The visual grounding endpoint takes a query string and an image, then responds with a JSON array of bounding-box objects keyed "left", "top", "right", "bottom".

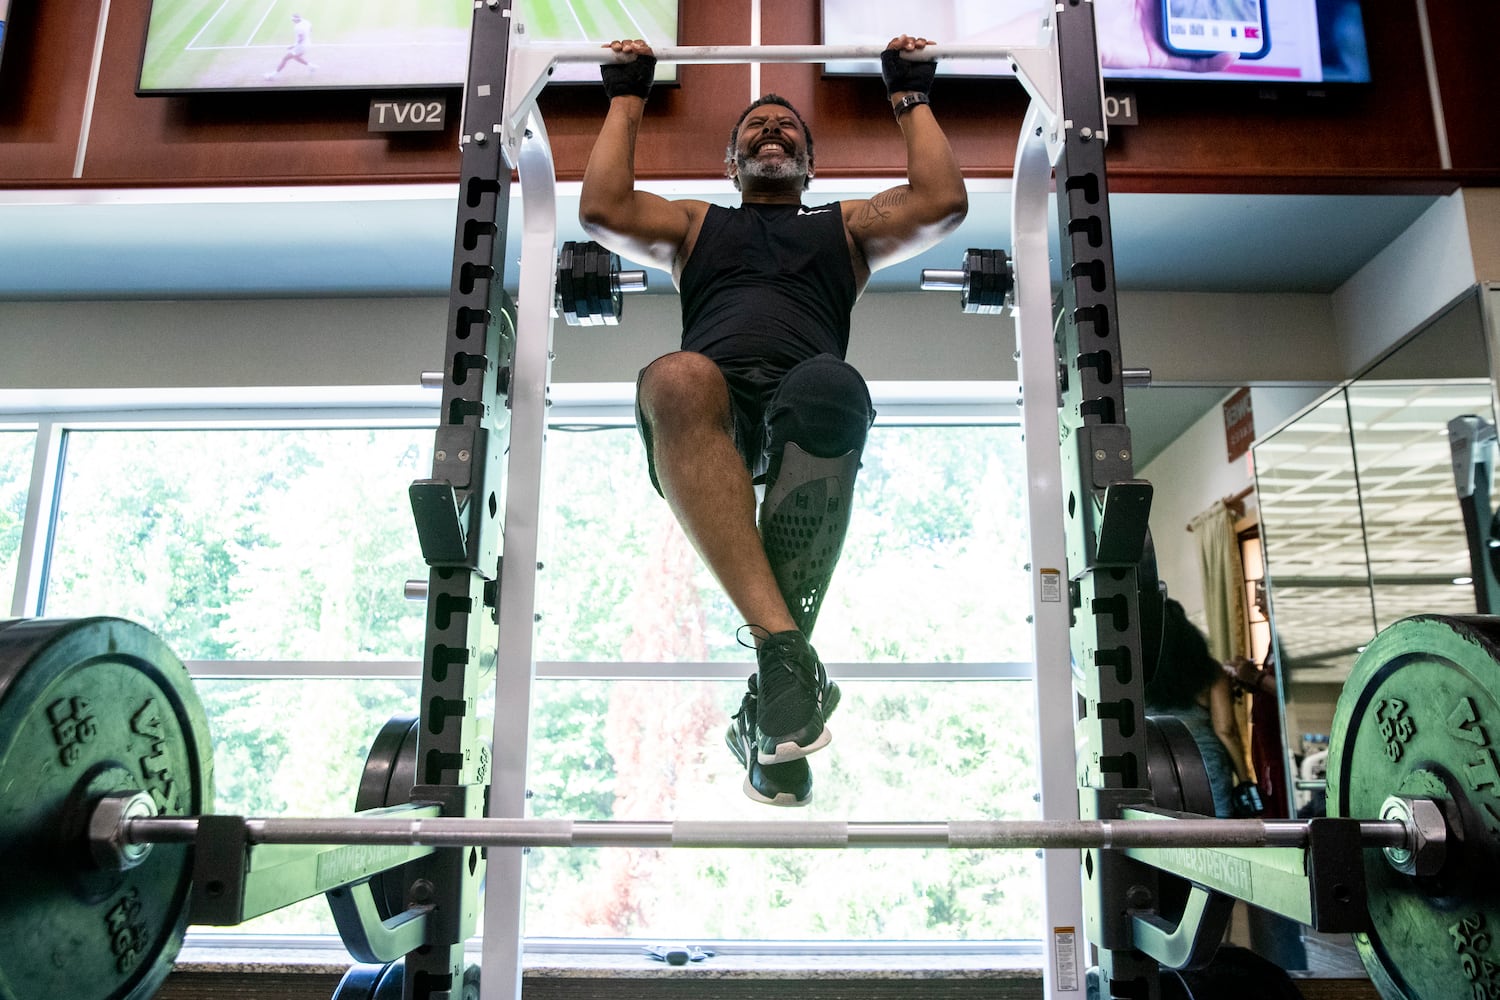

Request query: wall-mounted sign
[
  {"left": 1224, "top": 387, "right": 1255, "bottom": 462},
  {"left": 369, "top": 97, "right": 447, "bottom": 133}
]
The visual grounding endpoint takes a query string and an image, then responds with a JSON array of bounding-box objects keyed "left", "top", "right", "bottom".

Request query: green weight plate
[
  {"left": 0, "top": 618, "right": 212, "bottom": 1000},
  {"left": 1327, "top": 614, "right": 1500, "bottom": 1000}
]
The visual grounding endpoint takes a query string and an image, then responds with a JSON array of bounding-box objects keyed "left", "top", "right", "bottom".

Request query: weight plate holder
[
  {"left": 1328, "top": 614, "right": 1500, "bottom": 1000},
  {"left": 0, "top": 617, "right": 212, "bottom": 1000}
]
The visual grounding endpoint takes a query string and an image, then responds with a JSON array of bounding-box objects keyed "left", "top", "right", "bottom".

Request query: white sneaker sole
[
  {"left": 757, "top": 725, "right": 831, "bottom": 765},
  {"left": 741, "top": 775, "right": 811, "bottom": 807}
]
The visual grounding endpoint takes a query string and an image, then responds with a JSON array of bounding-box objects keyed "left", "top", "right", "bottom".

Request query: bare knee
[{"left": 638, "top": 352, "right": 731, "bottom": 436}]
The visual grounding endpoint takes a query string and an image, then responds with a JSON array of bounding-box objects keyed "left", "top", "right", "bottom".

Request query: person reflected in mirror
[
  {"left": 1147, "top": 598, "right": 1263, "bottom": 818},
  {"left": 580, "top": 36, "right": 967, "bottom": 807}
]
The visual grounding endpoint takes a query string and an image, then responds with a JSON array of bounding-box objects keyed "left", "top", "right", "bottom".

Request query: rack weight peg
[
  {"left": 554, "top": 240, "right": 647, "bottom": 326},
  {"left": 920, "top": 248, "right": 1013, "bottom": 314}
]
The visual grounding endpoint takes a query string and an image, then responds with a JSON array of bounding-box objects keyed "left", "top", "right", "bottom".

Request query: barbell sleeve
[{"left": 920, "top": 269, "right": 968, "bottom": 291}]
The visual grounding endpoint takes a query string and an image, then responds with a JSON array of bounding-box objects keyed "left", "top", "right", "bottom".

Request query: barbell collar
[{"left": 118, "top": 814, "right": 1412, "bottom": 852}]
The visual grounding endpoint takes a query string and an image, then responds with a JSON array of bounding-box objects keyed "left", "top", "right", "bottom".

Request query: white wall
[
  {"left": 0, "top": 290, "right": 1343, "bottom": 394},
  {"left": 1119, "top": 292, "right": 1340, "bottom": 384},
  {"left": 1332, "top": 191, "right": 1478, "bottom": 375},
  {"left": 1142, "top": 192, "right": 1490, "bottom": 622},
  {"left": 1141, "top": 384, "right": 1329, "bottom": 620}
]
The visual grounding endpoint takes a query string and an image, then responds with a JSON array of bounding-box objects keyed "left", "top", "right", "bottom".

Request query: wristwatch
[{"left": 892, "top": 92, "right": 930, "bottom": 119}]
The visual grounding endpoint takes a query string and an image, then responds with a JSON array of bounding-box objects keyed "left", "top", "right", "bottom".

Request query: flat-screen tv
[
  {"left": 0, "top": 0, "right": 11, "bottom": 76},
  {"left": 822, "top": 0, "right": 1370, "bottom": 85},
  {"left": 136, "top": 0, "right": 679, "bottom": 95}
]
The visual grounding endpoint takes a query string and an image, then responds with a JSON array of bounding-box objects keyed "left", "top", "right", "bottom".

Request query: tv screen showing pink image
[
  {"left": 0, "top": 0, "right": 11, "bottom": 75},
  {"left": 821, "top": 0, "right": 1370, "bottom": 85}
]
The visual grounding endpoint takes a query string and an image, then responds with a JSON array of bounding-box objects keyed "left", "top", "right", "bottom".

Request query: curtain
[{"left": 1190, "top": 499, "right": 1247, "bottom": 662}]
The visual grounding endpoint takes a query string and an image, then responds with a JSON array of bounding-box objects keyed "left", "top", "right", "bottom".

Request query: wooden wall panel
[
  {"left": 758, "top": 0, "right": 1457, "bottom": 195},
  {"left": 63, "top": 0, "right": 755, "bottom": 186},
  {"left": 80, "top": 1, "right": 462, "bottom": 184},
  {"left": 0, "top": 0, "right": 102, "bottom": 181},
  {"left": 1426, "top": 3, "right": 1500, "bottom": 175},
  {"left": 0, "top": 1, "right": 1492, "bottom": 193},
  {"left": 1091, "top": 3, "right": 1445, "bottom": 192}
]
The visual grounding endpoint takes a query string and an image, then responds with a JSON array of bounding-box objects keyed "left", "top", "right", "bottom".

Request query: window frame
[{"left": 1, "top": 382, "right": 1046, "bottom": 957}]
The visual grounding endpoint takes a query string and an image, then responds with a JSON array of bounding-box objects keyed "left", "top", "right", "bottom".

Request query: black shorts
[{"left": 636, "top": 352, "right": 874, "bottom": 496}]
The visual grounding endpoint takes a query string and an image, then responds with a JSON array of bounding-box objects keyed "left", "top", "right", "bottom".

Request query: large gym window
[
  {"left": 535, "top": 423, "right": 1033, "bottom": 664},
  {"left": 521, "top": 679, "right": 1042, "bottom": 941},
  {"left": 41, "top": 425, "right": 431, "bottom": 659},
  {"left": 1, "top": 428, "right": 32, "bottom": 613},
  {"left": 5, "top": 397, "right": 1041, "bottom": 949}
]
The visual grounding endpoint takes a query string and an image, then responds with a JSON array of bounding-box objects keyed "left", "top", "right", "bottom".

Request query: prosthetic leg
[{"left": 758, "top": 441, "right": 862, "bottom": 638}]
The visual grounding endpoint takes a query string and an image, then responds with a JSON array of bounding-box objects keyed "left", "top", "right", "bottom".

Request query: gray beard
[{"left": 736, "top": 148, "right": 810, "bottom": 187}]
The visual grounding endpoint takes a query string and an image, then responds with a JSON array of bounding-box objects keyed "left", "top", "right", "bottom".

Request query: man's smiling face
[{"left": 729, "top": 106, "right": 812, "bottom": 192}]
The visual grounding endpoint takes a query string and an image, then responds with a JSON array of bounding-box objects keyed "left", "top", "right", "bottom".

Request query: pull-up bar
[
  {"left": 500, "top": 38, "right": 1065, "bottom": 152},
  {"left": 537, "top": 43, "right": 1029, "bottom": 65}
]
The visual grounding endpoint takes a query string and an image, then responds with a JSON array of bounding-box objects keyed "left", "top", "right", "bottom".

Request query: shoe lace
[
  {"left": 766, "top": 636, "right": 825, "bottom": 698},
  {"left": 736, "top": 623, "right": 771, "bottom": 650},
  {"left": 737, "top": 625, "right": 825, "bottom": 700}
]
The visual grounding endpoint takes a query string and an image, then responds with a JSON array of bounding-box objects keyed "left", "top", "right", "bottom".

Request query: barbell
[
  {"left": 920, "top": 248, "right": 1016, "bottom": 314},
  {"left": 2, "top": 613, "right": 1498, "bottom": 1000},
  {"left": 554, "top": 240, "right": 647, "bottom": 327}
]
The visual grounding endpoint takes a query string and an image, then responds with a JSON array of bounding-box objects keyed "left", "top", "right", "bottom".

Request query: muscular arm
[
  {"left": 845, "top": 49, "right": 968, "bottom": 275},
  {"left": 1207, "top": 673, "right": 1252, "bottom": 784},
  {"left": 579, "top": 89, "right": 704, "bottom": 278}
]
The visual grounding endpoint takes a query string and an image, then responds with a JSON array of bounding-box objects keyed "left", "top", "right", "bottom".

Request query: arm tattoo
[{"left": 850, "top": 189, "right": 908, "bottom": 233}]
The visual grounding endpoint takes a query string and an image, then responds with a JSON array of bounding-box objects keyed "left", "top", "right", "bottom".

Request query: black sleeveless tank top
[{"left": 678, "top": 202, "right": 857, "bottom": 373}]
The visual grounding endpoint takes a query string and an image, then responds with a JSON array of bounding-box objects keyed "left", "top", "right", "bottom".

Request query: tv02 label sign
[{"left": 369, "top": 97, "right": 447, "bottom": 132}]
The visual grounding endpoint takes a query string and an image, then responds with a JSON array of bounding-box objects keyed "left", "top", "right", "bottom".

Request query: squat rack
[{"left": 403, "top": 4, "right": 1149, "bottom": 999}]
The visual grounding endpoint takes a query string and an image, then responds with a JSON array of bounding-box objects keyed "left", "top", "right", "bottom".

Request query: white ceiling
[{"left": 0, "top": 182, "right": 1437, "bottom": 300}]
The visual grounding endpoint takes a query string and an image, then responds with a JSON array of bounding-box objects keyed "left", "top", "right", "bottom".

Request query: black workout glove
[
  {"left": 1230, "top": 781, "right": 1265, "bottom": 818},
  {"left": 880, "top": 48, "right": 936, "bottom": 98},
  {"left": 601, "top": 54, "right": 657, "bottom": 101}
]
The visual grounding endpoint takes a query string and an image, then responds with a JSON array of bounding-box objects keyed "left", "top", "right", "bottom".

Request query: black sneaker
[
  {"left": 726, "top": 685, "right": 813, "bottom": 807},
  {"left": 754, "top": 630, "right": 838, "bottom": 764}
]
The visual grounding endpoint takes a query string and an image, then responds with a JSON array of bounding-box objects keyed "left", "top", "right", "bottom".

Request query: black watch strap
[{"left": 892, "top": 92, "right": 930, "bottom": 119}]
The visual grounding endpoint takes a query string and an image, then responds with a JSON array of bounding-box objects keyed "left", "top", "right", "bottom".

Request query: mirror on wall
[{"left": 1252, "top": 287, "right": 1494, "bottom": 802}]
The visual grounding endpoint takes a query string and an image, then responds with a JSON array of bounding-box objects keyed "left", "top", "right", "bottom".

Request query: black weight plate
[
  {"left": 331, "top": 962, "right": 384, "bottom": 1000},
  {"left": 556, "top": 242, "right": 580, "bottom": 326},
  {"left": 578, "top": 245, "right": 602, "bottom": 325},
  {"left": 585, "top": 243, "right": 611, "bottom": 326},
  {"left": 353, "top": 715, "right": 420, "bottom": 921},
  {"left": 596, "top": 246, "right": 623, "bottom": 324},
  {"left": 371, "top": 959, "right": 404, "bottom": 1000},
  {"left": 1327, "top": 614, "right": 1500, "bottom": 1000},
  {"left": 0, "top": 618, "right": 212, "bottom": 1000},
  {"left": 1176, "top": 944, "right": 1304, "bottom": 1000},
  {"left": 1145, "top": 715, "right": 1215, "bottom": 817}
]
